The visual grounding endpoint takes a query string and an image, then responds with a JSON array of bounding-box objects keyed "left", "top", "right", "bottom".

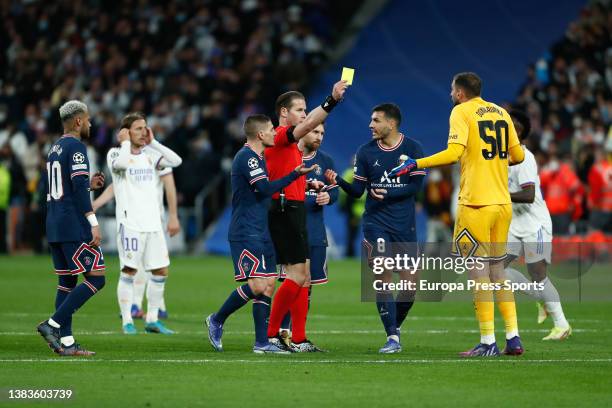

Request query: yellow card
[{"left": 341, "top": 67, "right": 355, "bottom": 85}]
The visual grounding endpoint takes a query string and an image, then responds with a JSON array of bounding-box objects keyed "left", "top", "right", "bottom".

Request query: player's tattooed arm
[
  {"left": 324, "top": 159, "right": 340, "bottom": 205},
  {"left": 325, "top": 169, "right": 366, "bottom": 198},
  {"left": 90, "top": 172, "right": 105, "bottom": 190},
  {"left": 510, "top": 184, "right": 535, "bottom": 203}
]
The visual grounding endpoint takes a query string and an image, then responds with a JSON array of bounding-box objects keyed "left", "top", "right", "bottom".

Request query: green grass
[{"left": 1, "top": 255, "right": 611, "bottom": 407}]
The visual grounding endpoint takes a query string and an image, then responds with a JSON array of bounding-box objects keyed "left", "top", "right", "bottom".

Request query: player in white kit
[
  {"left": 93, "top": 168, "right": 180, "bottom": 323},
  {"left": 504, "top": 110, "right": 571, "bottom": 341},
  {"left": 131, "top": 168, "right": 180, "bottom": 319},
  {"left": 107, "top": 112, "right": 182, "bottom": 334}
]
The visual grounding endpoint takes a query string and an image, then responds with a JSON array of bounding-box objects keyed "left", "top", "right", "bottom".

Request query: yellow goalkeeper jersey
[{"left": 448, "top": 97, "right": 520, "bottom": 206}]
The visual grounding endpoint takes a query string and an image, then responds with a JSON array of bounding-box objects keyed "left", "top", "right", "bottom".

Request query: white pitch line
[
  {"left": 1, "top": 358, "right": 611, "bottom": 364},
  {"left": 0, "top": 328, "right": 601, "bottom": 336},
  {"left": 0, "top": 312, "right": 604, "bottom": 324}
]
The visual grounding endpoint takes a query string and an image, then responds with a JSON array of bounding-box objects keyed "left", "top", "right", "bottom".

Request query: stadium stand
[
  {"left": 0, "top": 0, "right": 609, "bottom": 255},
  {"left": 0, "top": 0, "right": 362, "bottom": 253}
]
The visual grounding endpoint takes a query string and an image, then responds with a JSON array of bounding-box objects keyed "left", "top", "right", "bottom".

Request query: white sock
[
  {"left": 117, "top": 272, "right": 135, "bottom": 325},
  {"left": 505, "top": 330, "right": 519, "bottom": 340},
  {"left": 61, "top": 335, "right": 75, "bottom": 347},
  {"left": 541, "top": 278, "right": 569, "bottom": 328},
  {"left": 146, "top": 275, "right": 166, "bottom": 323},
  {"left": 387, "top": 335, "right": 399, "bottom": 343},
  {"left": 481, "top": 334, "right": 496, "bottom": 345},
  {"left": 48, "top": 318, "right": 60, "bottom": 328},
  {"left": 160, "top": 296, "right": 166, "bottom": 312},
  {"left": 504, "top": 267, "right": 543, "bottom": 299},
  {"left": 132, "top": 269, "right": 148, "bottom": 309}
]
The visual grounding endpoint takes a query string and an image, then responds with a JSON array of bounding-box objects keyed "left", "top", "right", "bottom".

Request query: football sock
[
  {"left": 160, "top": 295, "right": 166, "bottom": 313},
  {"left": 252, "top": 295, "right": 271, "bottom": 345},
  {"left": 280, "top": 312, "right": 292, "bottom": 331},
  {"left": 542, "top": 278, "right": 569, "bottom": 328},
  {"left": 55, "top": 275, "right": 77, "bottom": 337},
  {"left": 504, "top": 267, "right": 540, "bottom": 297},
  {"left": 395, "top": 290, "right": 415, "bottom": 328},
  {"left": 289, "top": 286, "right": 309, "bottom": 343},
  {"left": 51, "top": 275, "right": 105, "bottom": 327},
  {"left": 505, "top": 269, "right": 569, "bottom": 328},
  {"left": 376, "top": 292, "right": 398, "bottom": 337},
  {"left": 215, "top": 284, "right": 255, "bottom": 324},
  {"left": 132, "top": 269, "right": 148, "bottom": 310},
  {"left": 146, "top": 275, "right": 167, "bottom": 323},
  {"left": 473, "top": 276, "right": 495, "bottom": 345},
  {"left": 267, "top": 279, "right": 301, "bottom": 337},
  {"left": 60, "top": 335, "right": 75, "bottom": 347},
  {"left": 117, "top": 272, "right": 135, "bottom": 325},
  {"left": 494, "top": 279, "right": 519, "bottom": 340}
]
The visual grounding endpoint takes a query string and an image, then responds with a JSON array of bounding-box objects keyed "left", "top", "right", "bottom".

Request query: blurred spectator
[
  {"left": 540, "top": 150, "right": 584, "bottom": 235},
  {"left": 0, "top": 143, "right": 11, "bottom": 253},
  {"left": 339, "top": 160, "right": 365, "bottom": 257},
  {"left": 512, "top": 0, "right": 611, "bottom": 235},
  {"left": 587, "top": 138, "right": 612, "bottom": 233},
  {"left": 0, "top": 0, "right": 362, "bottom": 249},
  {"left": 423, "top": 168, "right": 453, "bottom": 243}
]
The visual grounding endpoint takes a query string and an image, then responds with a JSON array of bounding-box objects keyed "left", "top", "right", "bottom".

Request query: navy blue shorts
[
  {"left": 278, "top": 246, "right": 328, "bottom": 284},
  {"left": 309, "top": 246, "right": 328, "bottom": 285},
  {"left": 230, "top": 240, "right": 277, "bottom": 281},
  {"left": 50, "top": 242, "right": 106, "bottom": 276},
  {"left": 362, "top": 228, "right": 418, "bottom": 259}
]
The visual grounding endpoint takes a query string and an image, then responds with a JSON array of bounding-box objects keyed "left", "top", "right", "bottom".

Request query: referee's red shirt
[{"left": 264, "top": 125, "right": 305, "bottom": 201}]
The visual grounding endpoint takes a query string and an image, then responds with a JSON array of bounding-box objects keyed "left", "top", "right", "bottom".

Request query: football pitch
[{"left": 1, "top": 255, "right": 611, "bottom": 407}]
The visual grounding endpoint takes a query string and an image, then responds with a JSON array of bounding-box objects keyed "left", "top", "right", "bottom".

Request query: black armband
[{"left": 321, "top": 95, "right": 339, "bottom": 113}]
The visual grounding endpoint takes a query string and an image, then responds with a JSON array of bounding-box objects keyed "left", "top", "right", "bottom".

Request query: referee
[{"left": 265, "top": 81, "right": 348, "bottom": 351}]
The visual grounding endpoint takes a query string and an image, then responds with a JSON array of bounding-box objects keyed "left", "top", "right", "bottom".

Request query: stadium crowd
[
  {"left": 0, "top": 0, "right": 609, "bottom": 255},
  {"left": 511, "top": 0, "right": 612, "bottom": 235},
  {"left": 426, "top": 0, "right": 612, "bottom": 241},
  {"left": 0, "top": 0, "right": 359, "bottom": 253}
]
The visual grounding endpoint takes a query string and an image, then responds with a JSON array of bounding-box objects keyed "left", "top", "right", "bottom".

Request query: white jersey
[
  {"left": 107, "top": 147, "right": 164, "bottom": 232},
  {"left": 508, "top": 147, "right": 552, "bottom": 237}
]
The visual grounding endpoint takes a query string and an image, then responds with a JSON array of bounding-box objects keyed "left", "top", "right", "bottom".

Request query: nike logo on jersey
[{"left": 374, "top": 160, "right": 380, "bottom": 166}]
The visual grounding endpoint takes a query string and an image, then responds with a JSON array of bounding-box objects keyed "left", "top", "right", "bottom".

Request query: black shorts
[{"left": 268, "top": 199, "right": 309, "bottom": 265}]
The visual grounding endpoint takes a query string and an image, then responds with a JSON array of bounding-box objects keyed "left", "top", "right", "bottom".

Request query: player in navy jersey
[
  {"left": 325, "top": 103, "right": 426, "bottom": 353},
  {"left": 205, "top": 114, "right": 317, "bottom": 354},
  {"left": 278, "top": 123, "right": 339, "bottom": 351},
  {"left": 37, "top": 100, "right": 107, "bottom": 356}
]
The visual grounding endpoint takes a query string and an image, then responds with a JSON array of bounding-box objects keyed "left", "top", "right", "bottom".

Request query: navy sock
[
  {"left": 280, "top": 312, "right": 291, "bottom": 330},
  {"left": 376, "top": 292, "right": 397, "bottom": 337},
  {"left": 215, "top": 284, "right": 255, "bottom": 324},
  {"left": 55, "top": 275, "right": 78, "bottom": 337},
  {"left": 253, "top": 295, "right": 271, "bottom": 345},
  {"left": 52, "top": 275, "right": 105, "bottom": 327},
  {"left": 395, "top": 291, "right": 415, "bottom": 328}
]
